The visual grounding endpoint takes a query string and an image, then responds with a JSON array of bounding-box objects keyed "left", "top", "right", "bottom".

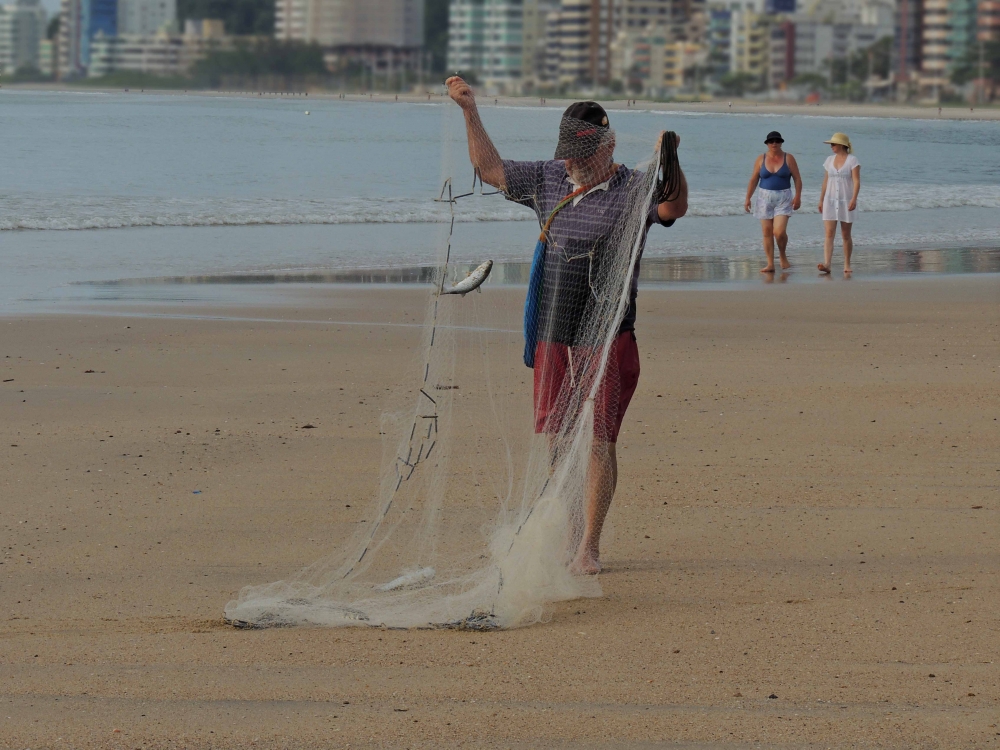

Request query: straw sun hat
[{"left": 824, "top": 132, "right": 853, "bottom": 153}]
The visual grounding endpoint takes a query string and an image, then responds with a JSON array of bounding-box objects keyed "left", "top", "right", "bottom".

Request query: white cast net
[{"left": 224, "top": 107, "right": 676, "bottom": 630}]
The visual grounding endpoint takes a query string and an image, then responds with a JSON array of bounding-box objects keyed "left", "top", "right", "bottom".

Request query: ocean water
[{"left": 2, "top": 89, "right": 1000, "bottom": 308}]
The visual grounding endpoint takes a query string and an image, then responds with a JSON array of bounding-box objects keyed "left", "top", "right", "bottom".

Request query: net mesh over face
[{"left": 223, "top": 116, "right": 662, "bottom": 630}]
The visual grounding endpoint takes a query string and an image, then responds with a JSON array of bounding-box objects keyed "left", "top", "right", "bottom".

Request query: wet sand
[{"left": 2, "top": 276, "right": 999, "bottom": 748}]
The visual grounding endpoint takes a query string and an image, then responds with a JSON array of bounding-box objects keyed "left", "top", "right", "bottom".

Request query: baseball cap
[{"left": 554, "top": 102, "right": 611, "bottom": 160}]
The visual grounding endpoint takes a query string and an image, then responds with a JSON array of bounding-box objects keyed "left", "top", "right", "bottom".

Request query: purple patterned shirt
[{"left": 502, "top": 159, "right": 673, "bottom": 345}]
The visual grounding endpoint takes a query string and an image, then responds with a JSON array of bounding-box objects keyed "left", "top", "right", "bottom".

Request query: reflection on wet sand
[{"left": 76, "top": 247, "right": 1000, "bottom": 289}]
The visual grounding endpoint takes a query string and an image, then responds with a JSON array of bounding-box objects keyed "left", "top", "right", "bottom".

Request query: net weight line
[{"left": 340, "top": 173, "right": 500, "bottom": 579}]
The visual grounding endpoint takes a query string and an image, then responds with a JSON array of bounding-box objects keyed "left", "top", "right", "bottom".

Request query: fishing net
[{"left": 224, "top": 108, "right": 680, "bottom": 630}]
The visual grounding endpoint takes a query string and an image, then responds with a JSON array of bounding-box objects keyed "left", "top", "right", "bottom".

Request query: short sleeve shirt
[{"left": 502, "top": 159, "right": 673, "bottom": 346}]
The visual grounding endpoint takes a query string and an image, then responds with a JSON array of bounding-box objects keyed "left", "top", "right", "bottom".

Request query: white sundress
[{"left": 822, "top": 154, "right": 860, "bottom": 223}]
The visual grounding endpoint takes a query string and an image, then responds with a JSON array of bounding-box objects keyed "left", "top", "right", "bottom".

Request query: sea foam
[{"left": 1, "top": 183, "right": 998, "bottom": 231}]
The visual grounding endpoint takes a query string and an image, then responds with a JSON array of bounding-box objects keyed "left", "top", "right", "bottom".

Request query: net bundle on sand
[{"left": 224, "top": 112, "right": 681, "bottom": 630}]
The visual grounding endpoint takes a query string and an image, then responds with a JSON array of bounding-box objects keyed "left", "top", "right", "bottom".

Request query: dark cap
[
  {"left": 765, "top": 130, "right": 784, "bottom": 143},
  {"left": 555, "top": 101, "right": 611, "bottom": 160}
]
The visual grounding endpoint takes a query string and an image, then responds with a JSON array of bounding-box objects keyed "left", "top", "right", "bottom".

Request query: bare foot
[
  {"left": 760, "top": 266, "right": 775, "bottom": 274},
  {"left": 817, "top": 264, "right": 831, "bottom": 274},
  {"left": 779, "top": 258, "right": 791, "bottom": 270},
  {"left": 569, "top": 549, "right": 602, "bottom": 575},
  {"left": 844, "top": 267, "right": 852, "bottom": 275}
]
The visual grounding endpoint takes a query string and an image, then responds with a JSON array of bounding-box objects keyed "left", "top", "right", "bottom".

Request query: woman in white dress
[{"left": 818, "top": 132, "right": 861, "bottom": 275}]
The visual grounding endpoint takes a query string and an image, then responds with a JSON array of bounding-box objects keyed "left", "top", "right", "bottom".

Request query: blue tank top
[{"left": 759, "top": 153, "right": 792, "bottom": 191}]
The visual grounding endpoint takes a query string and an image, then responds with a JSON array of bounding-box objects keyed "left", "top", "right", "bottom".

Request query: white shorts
[{"left": 754, "top": 188, "right": 793, "bottom": 220}]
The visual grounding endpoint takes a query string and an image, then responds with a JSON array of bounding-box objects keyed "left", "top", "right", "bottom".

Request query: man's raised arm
[{"left": 446, "top": 76, "right": 505, "bottom": 190}]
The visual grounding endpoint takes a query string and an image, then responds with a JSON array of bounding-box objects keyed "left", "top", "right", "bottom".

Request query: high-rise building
[
  {"left": 610, "top": 21, "right": 703, "bottom": 93},
  {"left": 767, "top": 4, "right": 894, "bottom": 89},
  {"left": 88, "top": 20, "right": 226, "bottom": 77},
  {"left": 38, "top": 35, "right": 54, "bottom": 74},
  {"left": 57, "top": 0, "right": 119, "bottom": 76},
  {"left": 446, "top": 0, "right": 523, "bottom": 90},
  {"left": 730, "top": 6, "right": 769, "bottom": 79},
  {"left": 447, "top": 0, "right": 485, "bottom": 72},
  {"left": 981, "top": 0, "right": 1000, "bottom": 42},
  {"left": 894, "top": 0, "right": 922, "bottom": 86},
  {"left": 117, "top": 0, "right": 175, "bottom": 35},
  {"left": 920, "top": 0, "right": 950, "bottom": 90},
  {"left": 521, "top": 0, "right": 557, "bottom": 87},
  {"left": 604, "top": 0, "right": 703, "bottom": 85},
  {"left": 276, "top": 0, "right": 425, "bottom": 81},
  {"left": 448, "top": 0, "right": 708, "bottom": 89},
  {"left": 275, "top": 0, "right": 424, "bottom": 47},
  {"left": 944, "top": 0, "right": 977, "bottom": 78},
  {"left": 58, "top": 0, "right": 82, "bottom": 75},
  {"left": 0, "top": 0, "right": 46, "bottom": 74},
  {"left": 481, "top": 0, "right": 524, "bottom": 87},
  {"left": 554, "top": 0, "right": 592, "bottom": 83}
]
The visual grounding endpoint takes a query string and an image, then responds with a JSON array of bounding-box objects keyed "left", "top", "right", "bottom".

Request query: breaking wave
[{"left": 2, "top": 183, "right": 999, "bottom": 231}]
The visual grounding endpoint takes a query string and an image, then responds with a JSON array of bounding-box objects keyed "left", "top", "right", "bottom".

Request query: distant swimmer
[
  {"left": 744, "top": 130, "right": 803, "bottom": 273},
  {"left": 818, "top": 132, "right": 861, "bottom": 275}
]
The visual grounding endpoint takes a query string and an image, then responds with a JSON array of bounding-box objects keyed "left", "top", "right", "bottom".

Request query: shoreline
[
  {"left": 4, "top": 251, "right": 1000, "bottom": 318},
  {"left": 5, "top": 82, "right": 1000, "bottom": 121}
]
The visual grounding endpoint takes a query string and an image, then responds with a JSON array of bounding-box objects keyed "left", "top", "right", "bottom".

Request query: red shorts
[{"left": 533, "top": 330, "right": 640, "bottom": 443}]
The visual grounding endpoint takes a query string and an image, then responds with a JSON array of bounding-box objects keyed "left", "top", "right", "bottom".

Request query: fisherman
[{"left": 446, "top": 76, "right": 688, "bottom": 574}]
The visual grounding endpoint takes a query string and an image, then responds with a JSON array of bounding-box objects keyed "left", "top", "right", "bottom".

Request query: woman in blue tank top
[{"left": 744, "top": 131, "right": 803, "bottom": 274}]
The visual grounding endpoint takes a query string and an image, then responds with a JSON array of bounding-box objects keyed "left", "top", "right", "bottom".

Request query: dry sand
[
  {"left": 6, "top": 83, "right": 1000, "bottom": 121},
  {"left": 2, "top": 276, "right": 999, "bottom": 748}
]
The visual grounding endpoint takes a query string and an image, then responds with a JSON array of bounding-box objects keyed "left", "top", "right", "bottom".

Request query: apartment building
[
  {"left": 0, "top": 0, "right": 46, "bottom": 74},
  {"left": 447, "top": 0, "right": 524, "bottom": 90},
  {"left": 275, "top": 0, "right": 423, "bottom": 46},
  {"left": 118, "top": 0, "right": 175, "bottom": 35},
  {"left": 981, "top": 0, "right": 1000, "bottom": 41},
  {"left": 275, "top": 0, "right": 424, "bottom": 78},
  {"left": 87, "top": 18, "right": 226, "bottom": 77},
  {"left": 920, "top": 0, "right": 950, "bottom": 89},
  {"left": 610, "top": 22, "right": 703, "bottom": 93},
  {"left": 448, "top": 0, "right": 484, "bottom": 71},
  {"left": 521, "top": 0, "right": 557, "bottom": 87},
  {"left": 730, "top": 6, "right": 769, "bottom": 80}
]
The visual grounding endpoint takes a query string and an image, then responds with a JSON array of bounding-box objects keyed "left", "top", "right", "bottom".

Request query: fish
[
  {"left": 441, "top": 260, "right": 493, "bottom": 296},
  {"left": 376, "top": 567, "right": 436, "bottom": 592}
]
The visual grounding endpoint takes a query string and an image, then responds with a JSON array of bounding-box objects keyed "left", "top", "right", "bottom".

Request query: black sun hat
[
  {"left": 765, "top": 130, "right": 784, "bottom": 144},
  {"left": 554, "top": 101, "right": 611, "bottom": 160}
]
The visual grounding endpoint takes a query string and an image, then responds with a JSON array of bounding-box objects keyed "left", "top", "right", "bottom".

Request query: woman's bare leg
[
  {"left": 760, "top": 219, "right": 775, "bottom": 273},
  {"left": 773, "top": 214, "right": 791, "bottom": 269},
  {"left": 571, "top": 441, "right": 617, "bottom": 574},
  {"left": 819, "top": 220, "right": 837, "bottom": 273},
  {"left": 841, "top": 222, "right": 853, "bottom": 273}
]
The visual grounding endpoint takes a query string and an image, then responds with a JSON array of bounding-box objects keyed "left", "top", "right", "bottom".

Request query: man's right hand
[{"left": 446, "top": 76, "right": 476, "bottom": 112}]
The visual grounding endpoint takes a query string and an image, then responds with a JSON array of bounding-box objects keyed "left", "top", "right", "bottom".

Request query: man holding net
[{"left": 447, "top": 76, "right": 688, "bottom": 575}]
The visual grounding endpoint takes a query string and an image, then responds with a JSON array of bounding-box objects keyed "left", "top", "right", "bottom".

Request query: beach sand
[
  {"left": 7, "top": 83, "right": 1000, "bottom": 121},
  {"left": 2, "top": 276, "right": 999, "bottom": 748}
]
